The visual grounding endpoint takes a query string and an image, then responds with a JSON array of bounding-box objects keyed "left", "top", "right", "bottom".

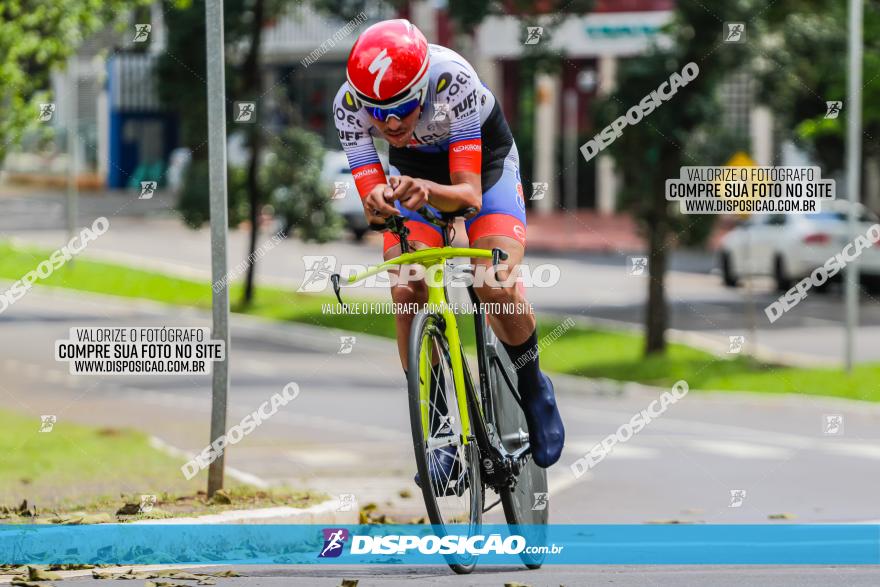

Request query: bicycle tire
[
  {"left": 407, "top": 310, "right": 483, "bottom": 574},
  {"left": 484, "top": 320, "right": 549, "bottom": 569}
]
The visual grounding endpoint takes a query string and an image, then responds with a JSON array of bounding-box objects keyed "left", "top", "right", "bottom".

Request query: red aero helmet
[{"left": 346, "top": 19, "right": 430, "bottom": 109}]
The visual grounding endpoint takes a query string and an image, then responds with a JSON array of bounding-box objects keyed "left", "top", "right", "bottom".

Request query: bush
[
  {"left": 261, "top": 128, "right": 342, "bottom": 243},
  {"left": 175, "top": 158, "right": 249, "bottom": 229}
]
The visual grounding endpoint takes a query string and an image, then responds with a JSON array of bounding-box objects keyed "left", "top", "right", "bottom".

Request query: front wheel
[{"left": 407, "top": 311, "right": 483, "bottom": 574}]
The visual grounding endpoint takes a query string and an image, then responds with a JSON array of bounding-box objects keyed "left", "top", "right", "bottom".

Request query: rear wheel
[
  {"left": 774, "top": 255, "right": 792, "bottom": 292},
  {"left": 484, "top": 320, "right": 548, "bottom": 569},
  {"left": 720, "top": 252, "right": 738, "bottom": 288},
  {"left": 407, "top": 311, "right": 482, "bottom": 574}
]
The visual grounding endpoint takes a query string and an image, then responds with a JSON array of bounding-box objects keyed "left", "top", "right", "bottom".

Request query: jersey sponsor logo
[
  {"left": 368, "top": 49, "right": 392, "bottom": 97},
  {"left": 447, "top": 71, "right": 472, "bottom": 97},
  {"left": 435, "top": 72, "right": 452, "bottom": 93},
  {"left": 338, "top": 130, "right": 364, "bottom": 142},
  {"left": 353, "top": 166, "right": 379, "bottom": 179},
  {"left": 452, "top": 90, "right": 478, "bottom": 117},
  {"left": 411, "top": 131, "right": 447, "bottom": 145},
  {"left": 451, "top": 142, "right": 481, "bottom": 153},
  {"left": 335, "top": 107, "right": 363, "bottom": 128},
  {"left": 516, "top": 184, "right": 526, "bottom": 212},
  {"left": 342, "top": 91, "right": 360, "bottom": 113},
  {"left": 513, "top": 224, "right": 526, "bottom": 242}
]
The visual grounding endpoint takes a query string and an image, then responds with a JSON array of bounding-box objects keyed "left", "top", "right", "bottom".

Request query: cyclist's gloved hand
[
  {"left": 362, "top": 183, "right": 400, "bottom": 227},
  {"left": 389, "top": 175, "right": 430, "bottom": 211}
]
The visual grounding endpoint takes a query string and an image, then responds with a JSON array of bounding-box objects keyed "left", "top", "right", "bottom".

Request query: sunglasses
[{"left": 367, "top": 97, "right": 422, "bottom": 122}]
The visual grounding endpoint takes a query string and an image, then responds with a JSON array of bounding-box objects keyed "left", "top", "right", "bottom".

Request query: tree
[
  {"left": 595, "top": 5, "right": 751, "bottom": 355},
  {"left": 755, "top": 0, "right": 880, "bottom": 204},
  {"left": 159, "top": 0, "right": 341, "bottom": 306},
  {"left": 262, "top": 127, "right": 342, "bottom": 241},
  {"left": 0, "top": 0, "right": 149, "bottom": 164}
]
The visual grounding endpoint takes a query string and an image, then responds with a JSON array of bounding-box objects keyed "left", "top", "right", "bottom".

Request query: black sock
[{"left": 502, "top": 330, "right": 541, "bottom": 396}]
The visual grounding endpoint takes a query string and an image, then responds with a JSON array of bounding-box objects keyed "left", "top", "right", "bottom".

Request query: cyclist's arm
[
  {"left": 334, "top": 86, "right": 388, "bottom": 200},
  {"left": 421, "top": 171, "right": 482, "bottom": 212},
  {"left": 430, "top": 62, "right": 483, "bottom": 212}
]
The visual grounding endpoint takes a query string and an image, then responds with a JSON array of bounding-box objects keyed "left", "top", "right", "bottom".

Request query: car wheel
[
  {"left": 774, "top": 255, "right": 792, "bottom": 292},
  {"left": 720, "top": 252, "right": 738, "bottom": 288}
]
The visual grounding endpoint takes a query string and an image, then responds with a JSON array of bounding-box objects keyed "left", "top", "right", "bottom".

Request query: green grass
[
  {"left": 0, "top": 409, "right": 201, "bottom": 509},
  {"left": 0, "top": 408, "right": 325, "bottom": 520},
  {"left": 2, "top": 240, "right": 879, "bottom": 401}
]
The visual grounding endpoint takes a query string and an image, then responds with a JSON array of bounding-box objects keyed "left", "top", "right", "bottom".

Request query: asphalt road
[
  {"left": 45, "top": 564, "right": 880, "bottom": 586},
  {"left": 5, "top": 288, "right": 880, "bottom": 523}
]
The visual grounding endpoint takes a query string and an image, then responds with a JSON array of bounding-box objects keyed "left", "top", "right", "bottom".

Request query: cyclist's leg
[
  {"left": 466, "top": 146, "right": 564, "bottom": 469},
  {"left": 385, "top": 237, "right": 433, "bottom": 368},
  {"left": 469, "top": 232, "right": 533, "bottom": 343},
  {"left": 466, "top": 143, "right": 532, "bottom": 343}
]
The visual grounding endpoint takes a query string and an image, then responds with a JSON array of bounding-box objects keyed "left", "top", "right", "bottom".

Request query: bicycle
[{"left": 331, "top": 207, "right": 548, "bottom": 574}]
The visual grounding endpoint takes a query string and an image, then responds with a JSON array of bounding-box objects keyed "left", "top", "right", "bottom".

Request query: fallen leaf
[
  {"left": 199, "top": 570, "right": 239, "bottom": 578},
  {"left": 209, "top": 490, "right": 231, "bottom": 505},
  {"left": 81, "top": 513, "right": 114, "bottom": 525},
  {"left": 339, "top": 580, "right": 359, "bottom": 587},
  {"left": 768, "top": 513, "right": 795, "bottom": 520},
  {"left": 116, "top": 503, "right": 141, "bottom": 516},
  {"left": 27, "top": 566, "right": 62, "bottom": 581},
  {"left": 11, "top": 580, "right": 51, "bottom": 587},
  {"left": 397, "top": 489, "right": 412, "bottom": 499},
  {"left": 160, "top": 571, "right": 201, "bottom": 580}
]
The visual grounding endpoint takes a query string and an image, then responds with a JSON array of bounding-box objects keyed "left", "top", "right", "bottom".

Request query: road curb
[{"left": 130, "top": 498, "right": 358, "bottom": 525}]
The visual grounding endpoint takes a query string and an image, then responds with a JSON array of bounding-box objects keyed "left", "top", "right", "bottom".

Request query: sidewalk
[{"left": 526, "top": 210, "right": 645, "bottom": 253}]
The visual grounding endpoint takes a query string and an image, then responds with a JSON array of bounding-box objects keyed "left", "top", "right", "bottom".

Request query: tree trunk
[
  {"left": 241, "top": 0, "right": 265, "bottom": 306},
  {"left": 644, "top": 161, "right": 670, "bottom": 355}
]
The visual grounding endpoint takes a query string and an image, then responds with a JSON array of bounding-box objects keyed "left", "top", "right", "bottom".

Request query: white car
[
  {"left": 322, "top": 150, "right": 390, "bottom": 241},
  {"left": 718, "top": 201, "right": 880, "bottom": 291}
]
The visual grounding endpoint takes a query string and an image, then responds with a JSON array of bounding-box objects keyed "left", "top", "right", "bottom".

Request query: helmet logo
[{"left": 368, "top": 49, "right": 392, "bottom": 97}]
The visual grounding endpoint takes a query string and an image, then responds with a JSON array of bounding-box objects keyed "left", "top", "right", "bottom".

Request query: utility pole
[
  {"left": 66, "top": 58, "right": 79, "bottom": 250},
  {"left": 205, "top": 0, "right": 230, "bottom": 497},
  {"left": 844, "top": 0, "right": 863, "bottom": 372}
]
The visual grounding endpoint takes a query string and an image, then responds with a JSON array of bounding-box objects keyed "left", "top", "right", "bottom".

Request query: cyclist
[{"left": 333, "top": 19, "right": 564, "bottom": 487}]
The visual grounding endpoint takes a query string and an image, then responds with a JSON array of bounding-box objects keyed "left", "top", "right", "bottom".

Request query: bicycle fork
[{"left": 422, "top": 262, "right": 472, "bottom": 446}]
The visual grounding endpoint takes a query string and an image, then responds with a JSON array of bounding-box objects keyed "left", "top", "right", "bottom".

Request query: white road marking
[
  {"left": 566, "top": 441, "right": 660, "bottom": 460},
  {"left": 686, "top": 439, "right": 793, "bottom": 459},
  {"left": 824, "top": 443, "right": 880, "bottom": 460},
  {"left": 149, "top": 435, "right": 270, "bottom": 488},
  {"left": 286, "top": 448, "right": 361, "bottom": 466}
]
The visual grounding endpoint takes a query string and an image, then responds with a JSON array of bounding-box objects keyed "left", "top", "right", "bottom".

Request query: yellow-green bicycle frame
[{"left": 342, "top": 246, "right": 495, "bottom": 445}]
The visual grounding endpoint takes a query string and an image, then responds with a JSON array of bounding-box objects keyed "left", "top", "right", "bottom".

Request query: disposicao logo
[{"left": 318, "top": 528, "right": 349, "bottom": 558}]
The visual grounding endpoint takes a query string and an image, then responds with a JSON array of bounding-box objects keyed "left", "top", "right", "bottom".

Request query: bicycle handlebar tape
[
  {"left": 330, "top": 273, "right": 348, "bottom": 311},
  {"left": 501, "top": 331, "right": 565, "bottom": 468}
]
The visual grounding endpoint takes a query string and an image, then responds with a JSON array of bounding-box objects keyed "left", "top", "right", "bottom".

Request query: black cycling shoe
[
  {"left": 521, "top": 372, "right": 565, "bottom": 468},
  {"left": 414, "top": 443, "right": 469, "bottom": 497}
]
